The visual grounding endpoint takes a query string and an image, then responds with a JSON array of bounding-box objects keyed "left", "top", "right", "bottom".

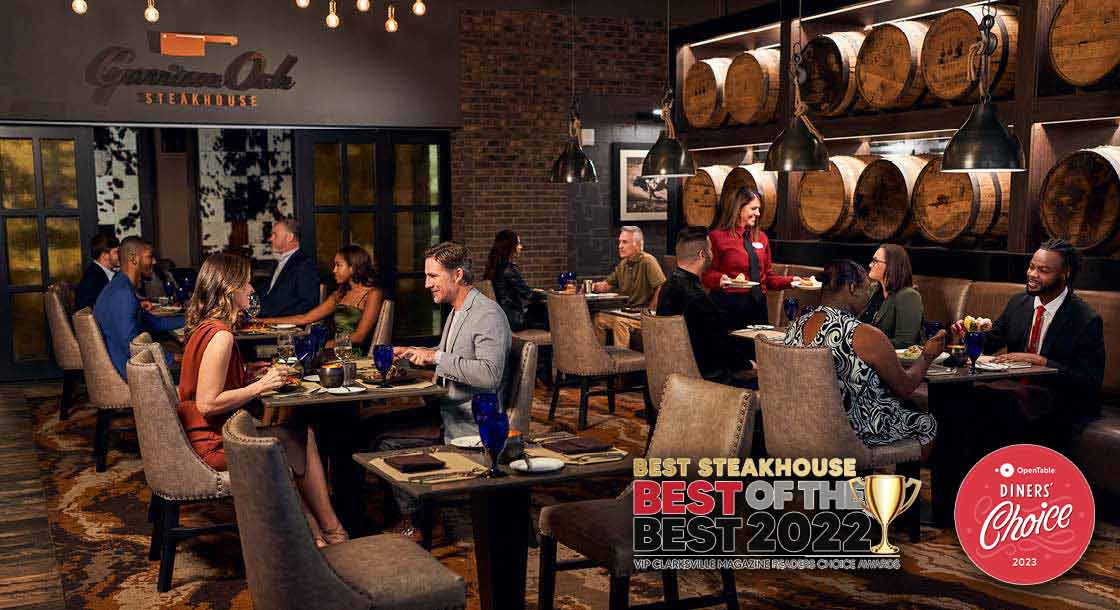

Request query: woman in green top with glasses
[
  {"left": 860, "top": 244, "right": 923, "bottom": 349},
  {"left": 260, "top": 245, "right": 383, "bottom": 356}
]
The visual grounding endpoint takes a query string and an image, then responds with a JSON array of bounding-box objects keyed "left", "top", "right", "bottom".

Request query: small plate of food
[
  {"left": 792, "top": 276, "right": 822, "bottom": 290},
  {"left": 896, "top": 346, "right": 949, "bottom": 364},
  {"left": 275, "top": 374, "right": 304, "bottom": 393},
  {"left": 727, "top": 273, "right": 759, "bottom": 288}
]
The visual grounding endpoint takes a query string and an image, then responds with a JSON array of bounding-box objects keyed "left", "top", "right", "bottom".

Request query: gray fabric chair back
[
  {"left": 223, "top": 411, "right": 371, "bottom": 610},
  {"left": 755, "top": 337, "right": 866, "bottom": 458},
  {"left": 72, "top": 308, "right": 131, "bottom": 409},
  {"left": 46, "top": 284, "right": 83, "bottom": 370},
  {"left": 372, "top": 299, "right": 395, "bottom": 346},
  {"left": 127, "top": 347, "right": 229, "bottom": 500},
  {"left": 546, "top": 293, "right": 613, "bottom": 375},
  {"left": 640, "top": 313, "right": 701, "bottom": 411},
  {"left": 504, "top": 337, "right": 538, "bottom": 437},
  {"left": 476, "top": 280, "right": 496, "bottom": 301},
  {"left": 648, "top": 374, "right": 755, "bottom": 461}
]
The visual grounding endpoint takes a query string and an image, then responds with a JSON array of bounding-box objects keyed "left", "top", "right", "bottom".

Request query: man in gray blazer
[{"left": 397, "top": 242, "right": 512, "bottom": 441}]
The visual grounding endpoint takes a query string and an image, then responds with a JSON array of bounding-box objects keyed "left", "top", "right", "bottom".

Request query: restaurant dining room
[{"left": 1, "top": 1, "right": 1118, "bottom": 609}]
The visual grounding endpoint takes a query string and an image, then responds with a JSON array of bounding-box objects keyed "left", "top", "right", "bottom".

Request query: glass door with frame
[{"left": 0, "top": 126, "right": 97, "bottom": 380}]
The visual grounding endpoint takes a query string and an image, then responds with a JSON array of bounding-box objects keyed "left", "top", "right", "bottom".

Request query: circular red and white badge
[{"left": 954, "top": 444, "right": 1095, "bottom": 585}]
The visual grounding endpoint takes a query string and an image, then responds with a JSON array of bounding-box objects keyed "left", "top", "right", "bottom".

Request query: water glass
[
  {"left": 922, "top": 320, "right": 946, "bottom": 342},
  {"left": 964, "top": 331, "right": 985, "bottom": 375},
  {"left": 478, "top": 410, "right": 509, "bottom": 478},
  {"left": 157, "top": 296, "right": 170, "bottom": 308},
  {"left": 176, "top": 286, "right": 191, "bottom": 306},
  {"left": 246, "top": 294, "right": 261, "bottom": 319},
  {"left": 471, "top": 392, "right": 500, "bottom": 424},
  {"left": 373, "top": 344, "right": 394, "bottom": 388},
  {"left": 309, "top": 323, "right": 328, "bottom": 353},
  {"left": 335, "top": 333, "right": 353, "bottom": 384},
  {"left": 294, "top": 334, "right": 315, "bottom": 374},
  {"left": 783, "top": 297, "right": 800, "bottom": 325},
  {"left": 276, "top": 334, "right": 295, "bottom": 366},
  {"left": 163, "top": 280, "right": 175, "bottom": 299}
]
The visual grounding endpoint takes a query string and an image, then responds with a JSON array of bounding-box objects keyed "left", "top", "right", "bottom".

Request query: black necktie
[{"left": 743, "top": 233, "right": 763, "bottom": 300}]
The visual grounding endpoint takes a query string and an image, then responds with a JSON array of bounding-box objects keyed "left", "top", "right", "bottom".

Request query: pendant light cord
[
  {"left": 788, "top": 0, "right": 821, "bottom": 138},
  {"left": 568, "top": 0, "right": 583, "bottom": 143},
  {"left": 967, "top": 0, "right": 998, "bottom": 103},
  {"left": 659, "top": 0, "right": 676, "bottom": 137}
]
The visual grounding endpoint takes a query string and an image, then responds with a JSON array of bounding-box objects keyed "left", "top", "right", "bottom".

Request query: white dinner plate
[
  {"left": 325, "top": 386, "right": 366, "bottom": 395},
  {"left": 273, "top": 323, "right": 297, "bottom": 330},
  {"left": 745, "top": 324, "right": 775, "bottom": 331},
  {"left": 792, "top": 282, "right": 821, "bottom": 291},
  {"left": 303, "top": 374, "right": 320, "bottom": 382},
  {"left": 896, "top": 350, "right": 950, "bottom": 364},
  {"left": 586, "top": 292, "right": 619, "bottom": 299},
  {"left": 510, "top": 457, "right": 565, "bottom": 474},
  {"left": 975, "top": 361, "right": 1008, "bottom": 372},
  {"left": 450, "top": 435, "right": 484, "bottom": 449}
]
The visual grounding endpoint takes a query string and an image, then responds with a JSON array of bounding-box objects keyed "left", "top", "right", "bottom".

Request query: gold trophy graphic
[{"left": 848, "top": 474, "right": 921, "bottom": 554}]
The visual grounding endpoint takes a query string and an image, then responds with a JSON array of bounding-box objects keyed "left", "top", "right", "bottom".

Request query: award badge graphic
[
  {"left": 954, "top": 444, "right": 1095, "bottom": 585},
  {"left": 631, "top": 457, "right": 922, "bottom": 571}
]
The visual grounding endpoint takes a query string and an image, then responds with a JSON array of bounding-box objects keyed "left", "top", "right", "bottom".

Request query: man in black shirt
[{"left": 656, "top": 226, "right": 752, "bottom": 384}]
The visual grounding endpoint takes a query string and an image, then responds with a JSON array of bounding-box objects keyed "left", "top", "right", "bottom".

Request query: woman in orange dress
[{"left": 178, "top": 253, "right": 348, "bottom": 547}]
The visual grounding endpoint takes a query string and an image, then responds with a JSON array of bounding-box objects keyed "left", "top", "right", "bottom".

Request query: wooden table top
[
  {"left": 171, "top": 325, "right": 299, "bottom": 343},
  {"left": 354, "top": 445, "right": 634, "bottom": 500},
  {"left": 924, "top": 364, "right": 1059, "bottom": 385},
  {"left": 260, "top": 378, "right": 446, "bottom": 408}
]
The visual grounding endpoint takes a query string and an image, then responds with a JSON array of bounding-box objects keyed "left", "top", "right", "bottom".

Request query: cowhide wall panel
[
  {"left": 93, "top": 127, "right": 142, "bottom": 239},
  {"left": 198, "top": 129, "right": 294, "bottom": 259}
]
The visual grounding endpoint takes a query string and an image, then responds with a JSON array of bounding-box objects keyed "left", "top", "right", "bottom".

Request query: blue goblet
[
  {"left": 922, "top": 320, "right": 945, "bottom": 342},
  {"left": 478, "top": 410, "right": 509, "bottom": 478},
  {"left": 176, "top": 286, "right": 191, "bottom": 306},
  {"left": 294, "top": 334, "right": 316, "bottom": 375},
  {"left": 373, "top": 344, "right": 395, "bottom": 388},
  {"left": 783, "top": 297, "right": 800, "bottom": 325},
  {"left": 471, "top": 392, "right": 500, "bottom": 425},
  {"left": 965, "top": 331, "right": 985, "bottom": 375},
  {"left": 163, "top": 280, "right": 175, "bottom": 299},
  {"left": 310, "top": 323, "right": 328, "bottom": 352}
]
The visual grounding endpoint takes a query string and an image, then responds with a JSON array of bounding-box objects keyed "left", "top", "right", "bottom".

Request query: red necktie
[{"left": 1026, "top": 305, "right": 1045, "bottom": 354}]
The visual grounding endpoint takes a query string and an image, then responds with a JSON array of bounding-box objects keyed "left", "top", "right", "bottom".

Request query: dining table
[
  {"left": 354, "top": 439, "right": 635, "bottom": 610},
  {"left": 258, "top": 360, "right": 448, "bottom": 531}
]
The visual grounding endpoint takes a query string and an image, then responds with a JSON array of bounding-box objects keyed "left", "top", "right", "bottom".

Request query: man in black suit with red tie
[{"left": 950, "top": 239, "right": 1105, "bottom": 448}]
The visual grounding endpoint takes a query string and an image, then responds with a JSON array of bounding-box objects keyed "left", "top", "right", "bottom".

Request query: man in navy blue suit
[
  {"left": 258, "top": 217, "right": 320, "bottom": 318},
  {"left": 75, "top": 232, "right": 119, "bottom": 311}
]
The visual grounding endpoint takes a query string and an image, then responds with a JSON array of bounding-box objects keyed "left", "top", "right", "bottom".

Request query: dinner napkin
[{"left": 542, "top": 437, "right": 611, "bottom": 455}]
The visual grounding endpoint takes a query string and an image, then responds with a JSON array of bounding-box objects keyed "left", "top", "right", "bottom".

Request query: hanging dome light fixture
[
  {"left": 765, "top": 0, "right": 828, "bottom": 172},
  {"left": 640, "top": 0, "right": 695, "bottom": 179},
  {"left": 550, "top": 0, "right": 597, "bottom": 183}
]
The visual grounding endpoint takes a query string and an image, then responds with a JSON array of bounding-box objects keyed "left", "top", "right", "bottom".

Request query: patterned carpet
[{"left": 23, "top": 379, "right": 1120, "bottom": 609}]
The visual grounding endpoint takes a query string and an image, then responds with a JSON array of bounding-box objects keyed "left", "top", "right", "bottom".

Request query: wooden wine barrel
[
  {"left": 912, "top": 157, "right": 1010, "bottom": 243},
  {"left": 1048, "top": 0, "right": 1120, "bottom": 87},
  {"left": 857, "top": 21, "right": 929, "bottom": 110},
  {"left": 854, "top": 155, "right": 932, "bottom": 241},
  {"left": 682, "top": 165, "right": 733, "bottom": 228},
  {"left": 1039, "top": 146, "right": 1120, "bottom": 253},
  {"left": 683, "top": 58, "right": 733, "bottom": 128},
  {"left": 801, "top": 32, "right": 867, "bottom": 117},
  {"left": 725, "top": 49, "right": 782, "bottom": 125},
  {"left": 921, "top": 6, "right": 1019, "bottom": 102},
  {"left": 798, "top": 156, "right": 875, "bottom": 237},
  {"left": 721, "top": 163, "right": 780, "bottom": 231}
]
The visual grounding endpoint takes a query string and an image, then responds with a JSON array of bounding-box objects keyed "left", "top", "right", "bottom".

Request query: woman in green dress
[
  {"left": 260, "top": 245, "right": 383, "bottom": 355},
  {"left": 860, "top": 243, "right": 923, "bottom": 349}
]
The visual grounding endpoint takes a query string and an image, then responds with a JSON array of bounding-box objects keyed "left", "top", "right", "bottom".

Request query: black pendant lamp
[
  {"left": 941, "top": 3, "right": 1024, "bottom": 173},
  {"left": 640, "top": 0, "right": 695, "bottom": 179},
  {"left": 765, "top": 1, "right": 828, "bottom": 172},
  {"left": 550, "top": 0, "right": 597, "bottom": 183}
]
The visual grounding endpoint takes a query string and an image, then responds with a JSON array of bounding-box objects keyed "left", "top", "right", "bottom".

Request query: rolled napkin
[
  {"left": 542, "top": 437, "right": 612, "bottom": 455},
  {"left": 384, "top": 453, "right": 446, "bottom": 473}
]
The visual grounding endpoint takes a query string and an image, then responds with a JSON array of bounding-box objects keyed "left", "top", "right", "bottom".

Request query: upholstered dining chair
[
  {"left": 370, "top": 299, "right": 395, "bottom": 346},
  {"left": 754, "top": 337, "right": 921, "bottom": 542},
  {"left": 639, "top": 312, "right": 704, "bottom": 450},
  {"left": 126, "top": 345, "right": 237, "bottom": 592},
  {"left": 223, "top": 410, "right": 466, "bottom": 610},
  {"left": 46, "top": 283, "right": 83, "bottom": 420},
  {"left": 546, "top": 293, "right": 650, "bottom": 430},
  {"left": 72, "top": 308, "right": 134, "bottom": 472},
  {"left": 514, "top": 327, "right": 553, "bottom": 387},
  {"left": 476, "top": 279, "right": 497, "bottom": 301},
  {"left": 538, "top": 374, "right": 755, "bottom": 610}
]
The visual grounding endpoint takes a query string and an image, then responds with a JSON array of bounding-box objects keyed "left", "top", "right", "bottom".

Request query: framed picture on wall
[{"left": 612, "top": 143, "right": 668, "bottom": 222}]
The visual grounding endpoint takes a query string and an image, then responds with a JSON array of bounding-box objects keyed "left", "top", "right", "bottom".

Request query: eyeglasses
[{"left": 870, "top": 258, "right": 886, "bottom": 266}]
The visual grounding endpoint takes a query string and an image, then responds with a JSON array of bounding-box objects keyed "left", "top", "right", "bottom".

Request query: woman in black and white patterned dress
[{"left": 783, "top": 260, "right": 945, "bottom": 450}]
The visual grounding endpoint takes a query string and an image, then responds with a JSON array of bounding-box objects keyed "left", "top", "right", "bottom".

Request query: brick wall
[{"left": 454, "top": 9, "right": 667, "bottom": 288}]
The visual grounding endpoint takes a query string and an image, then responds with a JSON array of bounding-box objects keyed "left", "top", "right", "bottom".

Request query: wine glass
[
  {"left": 246, "top": 294, "right": 261, "bottom": 319},
  {"left": 335, "top": 333, "right": 353, "bottom": 385},
  {"left": 964, "top": 331, "right": 985, "bottom": 375},
  {"left": 478, "top": 410, "right": 509, "bottom": 478},
  {"left": 276, "top": 333, "right": 295, "bottom": 367},
  {"left": 783, "top": 297, "right": 800, "bottom": 326},
  {"left": 373, "top": 344, "right": 394, "bottom": 388}
]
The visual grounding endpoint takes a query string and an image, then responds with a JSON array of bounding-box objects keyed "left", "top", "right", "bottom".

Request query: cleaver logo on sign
[{"left": 84, "top": 31, "right": 297, "bottom": 106}]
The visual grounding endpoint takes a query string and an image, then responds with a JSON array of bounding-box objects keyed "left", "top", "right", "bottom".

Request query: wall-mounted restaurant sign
[{"left": 84, "top": 31, "right": 298, "bottom": 109}]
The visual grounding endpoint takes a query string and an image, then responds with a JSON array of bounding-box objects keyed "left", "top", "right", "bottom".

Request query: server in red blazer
[{"left": 702, "top": 187, "right": 799, "bottom": 327}]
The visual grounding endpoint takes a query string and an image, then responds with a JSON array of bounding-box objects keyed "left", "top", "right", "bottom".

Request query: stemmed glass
[
  {"left": 922, "top": 320, "right": 945, "bottom": 342},
  {"left": 163, "top": 279, "right": 176, "bottom": 303},
  {"left": 964, "top": 331, "right": 985, "bottom": 375},
  {"left": 783, "top": 297, "right": 800, "bottom": 326},
  {"left": 472, "top": 393, "right": 506, "bottom": 478},
  {"left": 335, "top": 333, "right": 353, "bottom": 386},
  {"left": 373, "top": 344, "right": 395, "bottom": 388},
  {"left": 276, "top": 333, "right": 295, "bottom": 367},
  {"left": 246, "top": 294, "right": 261, "bottom": 320},
  {"left": 294, "top": 333, "right": 316, "bottom": 376},
  {"left": 309, "top": 323, "right": 328, "bottom": 354}
]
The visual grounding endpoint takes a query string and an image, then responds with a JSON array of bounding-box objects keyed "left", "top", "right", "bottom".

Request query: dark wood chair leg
[
  {"left": 94, "top": 409, "right": 111, "bottom": 472},
  {"left": 147, "top": 495, "right": 164, "bottom": 560},
  {"left": 606, "top": 376, "right": 616, "bottom": 413},
  {"left": 897, "top": 461, "right": 922, "bottom": 543},
  {"left": 59, "top": 370, "right": 78, "bottom": 421},
  {"left": 720, "top": 569, "right": 739, "bottom": 610},
  {"left": 549, "top": 373, "right": 562, "bottom": 421},
  {"left": 417, "top": 500, "right": 434, "bottom": 551},
  {"left": 662, "top": 570, "right": 679, "bottom": 604},
  {"left": 157, "top": 502, "right": 181, "bottom": 593},
  {"left": 578, "top": 377, "right": 591, "bottom": 430},
  {"left": 538, "top": 534, "right": 557, "bottom": 610},
  {"left": 609, "top": 574, "right": 630, "bottom": 610}
]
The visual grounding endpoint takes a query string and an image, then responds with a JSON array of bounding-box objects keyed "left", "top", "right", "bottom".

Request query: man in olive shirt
[{"left": 591, "top": 226, "right": 665, "bottom": 348}]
